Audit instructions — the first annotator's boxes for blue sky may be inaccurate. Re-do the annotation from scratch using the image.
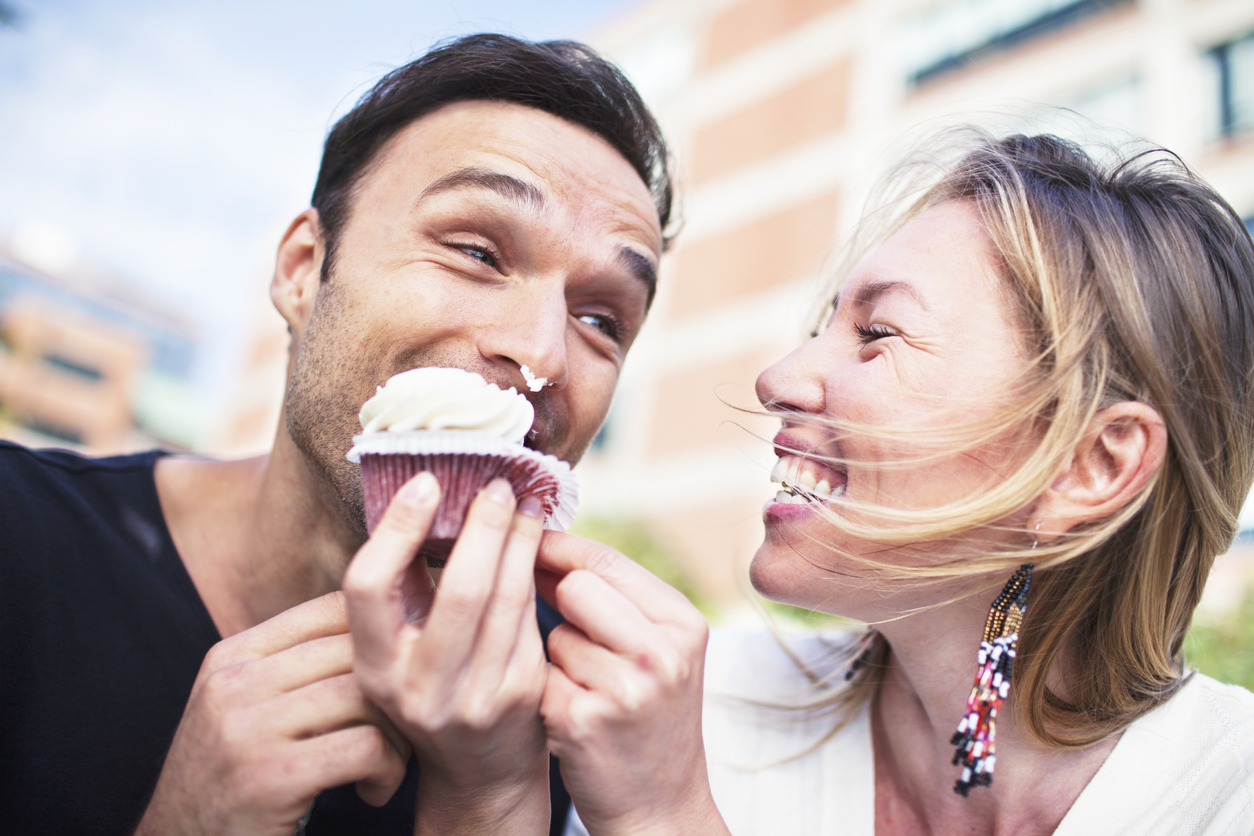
[0,0,636,400]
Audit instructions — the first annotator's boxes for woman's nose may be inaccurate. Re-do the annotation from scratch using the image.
[756,339,826,416]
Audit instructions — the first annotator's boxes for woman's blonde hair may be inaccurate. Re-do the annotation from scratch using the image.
[785,130,1254,747]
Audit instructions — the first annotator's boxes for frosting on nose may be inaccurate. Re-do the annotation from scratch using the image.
[520,364,548,392]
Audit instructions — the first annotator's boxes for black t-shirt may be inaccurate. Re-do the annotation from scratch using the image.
[0,442,569,834]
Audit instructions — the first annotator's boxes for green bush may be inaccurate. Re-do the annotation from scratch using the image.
[567,516,712,616]
[1185,589,1254,691]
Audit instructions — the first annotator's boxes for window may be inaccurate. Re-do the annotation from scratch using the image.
[42,354,104,382]
[590,411,614,452]
[1208,33,1254,139]
[901,0,1132,87]
[20,417,83,446]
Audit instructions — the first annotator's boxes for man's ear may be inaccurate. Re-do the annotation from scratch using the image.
[271,208,324,340]
[1031,402,1167,540]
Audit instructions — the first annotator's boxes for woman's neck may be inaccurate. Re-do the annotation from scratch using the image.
[870,602,1119,836]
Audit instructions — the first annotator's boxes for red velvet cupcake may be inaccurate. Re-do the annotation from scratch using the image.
[347,367,578,565]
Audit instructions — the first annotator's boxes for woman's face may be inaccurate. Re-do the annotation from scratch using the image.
[751,200,1033,618]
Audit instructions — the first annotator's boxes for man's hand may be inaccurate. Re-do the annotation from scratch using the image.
[537,532,730,836]
[135,592,410,836]
[343,473,550,836]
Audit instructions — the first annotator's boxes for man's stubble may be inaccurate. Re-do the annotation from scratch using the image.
[284,278,373,539]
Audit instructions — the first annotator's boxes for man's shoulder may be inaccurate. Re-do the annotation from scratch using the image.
[0,439,175,568]
[0,439,163,505]
[0,438,162,477]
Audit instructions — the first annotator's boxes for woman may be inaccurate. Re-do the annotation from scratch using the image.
[538,132,1254,835]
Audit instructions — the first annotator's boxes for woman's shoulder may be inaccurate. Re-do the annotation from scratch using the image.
[701,627,876,835]
[1058,673,1254,835]
[1153,673,1254,764]
[704,626,863,699]
[1182,671,1254,720]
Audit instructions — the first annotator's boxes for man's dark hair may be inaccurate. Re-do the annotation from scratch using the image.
[311,33,676,281]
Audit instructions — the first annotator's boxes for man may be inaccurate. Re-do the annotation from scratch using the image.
[0,34,673,834]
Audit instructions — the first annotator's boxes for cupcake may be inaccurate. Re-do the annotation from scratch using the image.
[346,367,578,565]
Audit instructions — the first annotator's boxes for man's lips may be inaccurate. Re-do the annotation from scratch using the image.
[524,424,547,452]
[523,393,553,453]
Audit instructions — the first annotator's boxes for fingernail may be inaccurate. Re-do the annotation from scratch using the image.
[519,496,543,518]
[485,478,513,505]
[400,472,438,508]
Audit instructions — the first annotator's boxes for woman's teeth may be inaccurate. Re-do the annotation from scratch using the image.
[770,455,846,503]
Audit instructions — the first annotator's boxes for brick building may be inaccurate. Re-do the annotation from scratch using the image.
[0,247,199,454]
[581,0,1254,614]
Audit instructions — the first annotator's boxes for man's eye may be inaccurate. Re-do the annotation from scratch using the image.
[578,313,621,341]
[459,246,496,268]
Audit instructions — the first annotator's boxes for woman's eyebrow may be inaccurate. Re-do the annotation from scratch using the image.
[842,279,930,312]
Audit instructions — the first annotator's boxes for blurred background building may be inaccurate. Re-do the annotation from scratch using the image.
[573,0,1254,617]
[1,0,1252,643]
[0,240,202,453]
[0,236,287,456]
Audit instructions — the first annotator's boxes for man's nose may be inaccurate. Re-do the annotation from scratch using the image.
[479,285,570,392]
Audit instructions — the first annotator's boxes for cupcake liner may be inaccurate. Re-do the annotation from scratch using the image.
[349,430,579,565]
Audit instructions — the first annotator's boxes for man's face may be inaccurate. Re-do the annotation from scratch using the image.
[283,100,663,531]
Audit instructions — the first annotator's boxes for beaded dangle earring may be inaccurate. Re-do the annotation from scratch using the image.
[950,556,1034,796]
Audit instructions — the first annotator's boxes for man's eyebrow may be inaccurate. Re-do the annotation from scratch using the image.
[418,167,547,210]
[618,247,658,307]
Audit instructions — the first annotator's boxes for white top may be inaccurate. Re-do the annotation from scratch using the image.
[566,629,1254,835]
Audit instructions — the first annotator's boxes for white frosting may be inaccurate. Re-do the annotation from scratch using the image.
[358,367,534,444]
[520,364,547,392]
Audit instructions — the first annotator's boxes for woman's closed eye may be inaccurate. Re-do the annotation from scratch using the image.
[854,322,897,346]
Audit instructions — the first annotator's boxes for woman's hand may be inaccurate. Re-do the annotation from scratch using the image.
[343,474,550,836]
[537,532,729,836]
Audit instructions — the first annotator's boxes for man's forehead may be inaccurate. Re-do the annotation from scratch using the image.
[385,103,655,218]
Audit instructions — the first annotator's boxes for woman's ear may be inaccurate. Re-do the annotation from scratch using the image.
[271,208,324,341]
[1031,402,1167,540]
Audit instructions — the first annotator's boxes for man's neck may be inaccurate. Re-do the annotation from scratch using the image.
[154,428,363,637]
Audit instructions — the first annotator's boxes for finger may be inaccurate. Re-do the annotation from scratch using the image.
[292,724,410,809]
[539,663,589,758]
[418,479,517,673]
[203,591,350,673]
[343,472,440,672]
[219,633,354,701]
[553,569,659,657]
[465,497,546,683]
[261,673,411,759]
[545,623,637,697]
[537,532,693,624]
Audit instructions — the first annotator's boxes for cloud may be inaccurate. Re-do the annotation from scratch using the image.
[0,0,632,400]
